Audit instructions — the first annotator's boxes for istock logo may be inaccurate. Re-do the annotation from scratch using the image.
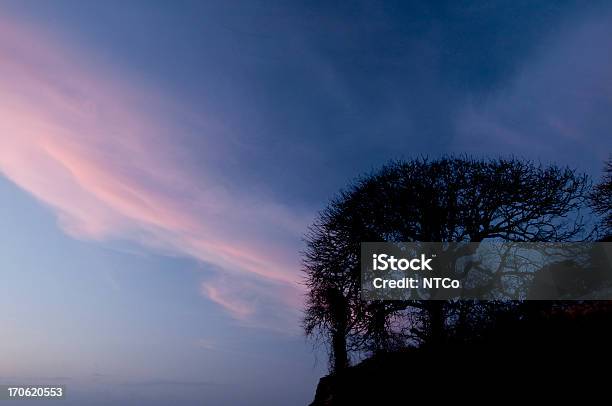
[372,253,433,271]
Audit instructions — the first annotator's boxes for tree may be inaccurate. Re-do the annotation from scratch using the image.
[303,157,590,371]
[591,157,612,240]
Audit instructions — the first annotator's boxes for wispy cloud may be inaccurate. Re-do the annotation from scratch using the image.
[453,10,612,171]
[201,274,303,333]
[0,17,308,328]
[119,379,222,387]
[195,338,217,351]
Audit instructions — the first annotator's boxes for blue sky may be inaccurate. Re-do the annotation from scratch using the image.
[1,1,611,404]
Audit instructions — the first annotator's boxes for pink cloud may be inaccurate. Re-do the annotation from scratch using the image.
[202,283,256,320]
[201,275,304,334]
[0,17,308,327]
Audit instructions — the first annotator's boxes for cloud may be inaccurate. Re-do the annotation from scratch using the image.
[195,338,217,351]
[120,379,221,387]
[201,273,304,333]
[453,9,612,172]
[0,17,308,327]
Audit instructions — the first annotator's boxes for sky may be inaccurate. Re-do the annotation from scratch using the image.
[1,1,611,405]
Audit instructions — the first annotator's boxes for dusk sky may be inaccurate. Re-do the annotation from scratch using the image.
[1,1,611,405]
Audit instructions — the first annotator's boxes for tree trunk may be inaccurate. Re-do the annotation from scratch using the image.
[328,287,349,373]
[427,301,445,347]
[332,329,348,372]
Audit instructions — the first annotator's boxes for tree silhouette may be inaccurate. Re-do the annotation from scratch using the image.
[303,157,590,371]
[591,157,612,240]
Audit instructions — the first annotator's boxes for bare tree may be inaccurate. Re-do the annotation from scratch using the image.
[303,157,590,371]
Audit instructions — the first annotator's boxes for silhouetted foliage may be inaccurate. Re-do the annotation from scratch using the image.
[303,157,591,372]
[309,303,612,405]
[591,157,612,239]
